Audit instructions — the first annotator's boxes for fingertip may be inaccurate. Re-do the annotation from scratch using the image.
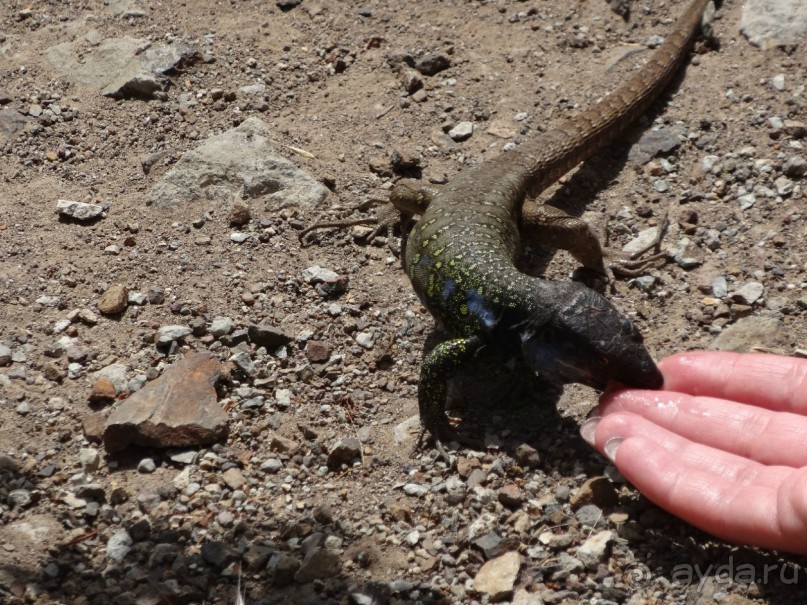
[580,416,599,448]
[604,436,624,463]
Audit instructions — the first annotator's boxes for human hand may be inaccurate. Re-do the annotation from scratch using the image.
[580,351,807,555]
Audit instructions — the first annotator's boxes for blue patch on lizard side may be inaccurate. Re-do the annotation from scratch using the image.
[442,279,457,299]
[419,254,431,267]
[466,288,498,329]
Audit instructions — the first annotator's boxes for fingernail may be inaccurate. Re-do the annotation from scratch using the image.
[580,416,601,447]
[604,437,624,463]
[586,405,601,420]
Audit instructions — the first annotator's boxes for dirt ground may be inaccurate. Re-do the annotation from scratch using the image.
[1,0,806,603]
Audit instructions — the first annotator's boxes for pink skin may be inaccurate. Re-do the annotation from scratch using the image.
[580,351,807,555]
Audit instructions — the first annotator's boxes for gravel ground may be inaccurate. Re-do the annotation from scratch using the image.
[1,0,806,604]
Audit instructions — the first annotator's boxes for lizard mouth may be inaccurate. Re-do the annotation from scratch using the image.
[524,340,663,391]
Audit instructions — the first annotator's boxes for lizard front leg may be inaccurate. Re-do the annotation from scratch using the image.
[299,179,441,251]
[520,201,668,288]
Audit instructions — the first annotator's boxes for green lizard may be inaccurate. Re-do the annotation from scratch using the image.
[304,0,713,447]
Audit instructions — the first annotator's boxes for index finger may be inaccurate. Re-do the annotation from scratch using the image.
[660,351,807,414]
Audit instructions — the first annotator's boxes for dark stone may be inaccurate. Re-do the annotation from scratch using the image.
[200,541,238,568]
[414,53,451,76]
[248,324,292,349]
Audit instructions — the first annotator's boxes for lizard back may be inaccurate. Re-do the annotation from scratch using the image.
[406,0,711,340]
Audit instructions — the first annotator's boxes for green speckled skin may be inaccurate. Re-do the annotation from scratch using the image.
[403,0,712,441]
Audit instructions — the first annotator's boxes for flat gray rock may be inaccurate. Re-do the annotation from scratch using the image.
[0,108,31,145]
[710,317,790,353]
[148,117,328,212]
[741,0,807,49]
[46,34,194,97]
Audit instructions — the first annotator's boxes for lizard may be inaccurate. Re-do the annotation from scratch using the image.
[305,0,714,447]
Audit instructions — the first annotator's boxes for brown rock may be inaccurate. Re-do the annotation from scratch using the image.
[90,378,117,403]
[456,456,481,478]
[385,500,412,523]
[229,196,251,226]
[304,340,331,363]
[570,476,618,511]
[222,467,247,490]
[513,443,540,469]
[498,484,525,509]
[473,551,520,602]
[103,352,228,453]
[82,411,110,442]
[97,284,128,315]
[43,362,66,383]
[270,434,299,453]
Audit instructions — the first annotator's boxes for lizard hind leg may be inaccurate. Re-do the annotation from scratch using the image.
[520,201,669,288]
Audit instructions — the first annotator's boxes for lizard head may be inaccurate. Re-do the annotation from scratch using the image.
[520,281,663,390]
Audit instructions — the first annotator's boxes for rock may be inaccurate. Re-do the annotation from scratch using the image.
[56,199,105,221]
[513,443,540,469]
[229,350,255,376]
[711,276,728,298]
[304,340,331,362]
[82,411,109,441]
[575,504,604,528]
[628,127,680,164]
[261,458,283,473]
[76,308,100,325]
[155,325,192,344]
[97,285,128,314]
[90,378,117,403]
[149,118,327,211]
[106,529,133,561]
[327,437,362,469]
[248,324,292,349]
[737,193,756,210]
[270,434,299,453]
[303,265,348,296]
[147,287,166,304]
[570,476,618,510]
[244,544,274,571]
[672,239,704,269]
[512,589,544,605]
[294,547,340,583]
[270,553,301,586]
[8,489,33,509]
[47,35,195,97]
[95,363,129,396]
[103,352,228,452]
[354,331,374,349]
[731,282,764,305]
[137,458,156,473]
[497,484,525,509]
[414,53,451,76]
[0,108,31,145]
[79,448,101,473]
[222,467,247,490]
[0,344,12,366]
[783,155,806,178]
[577,530,614,569]
[448,121,474,141]
[229,197,251,225]
[473,550,520,602]
[710,317,789,353]
[741,0,807,48]
[474,532,503,559]
[622,226,662,257]
[201,541,238,568]
[783,120,807,139]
